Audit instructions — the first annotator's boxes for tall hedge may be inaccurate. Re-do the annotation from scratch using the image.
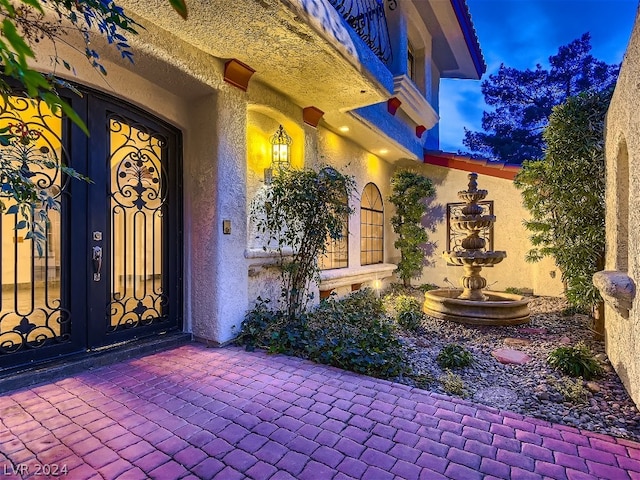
[514,89,612,309]
[389,170,435,287]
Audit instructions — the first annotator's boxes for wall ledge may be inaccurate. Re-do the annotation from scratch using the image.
[393,75,438,129]
[319,263,396,290]
[593,270,636,313]
[244,247,293,267]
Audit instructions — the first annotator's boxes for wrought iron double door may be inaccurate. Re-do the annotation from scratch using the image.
[0,88,182,369]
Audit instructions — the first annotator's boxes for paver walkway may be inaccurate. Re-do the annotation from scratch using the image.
[1,344,640,479]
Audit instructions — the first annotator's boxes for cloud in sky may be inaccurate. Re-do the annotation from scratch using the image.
[438,0,638,153]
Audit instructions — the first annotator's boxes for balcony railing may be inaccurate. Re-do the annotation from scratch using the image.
[327,0,392,63]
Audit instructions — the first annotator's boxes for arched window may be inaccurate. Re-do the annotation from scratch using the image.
[360,183,384,265]
[318,174,349,270]
[616,138,629,271]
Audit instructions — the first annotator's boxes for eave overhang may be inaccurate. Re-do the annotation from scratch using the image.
[413,0,486,80]
[117,0,394,113]
[424,151,520,180]
[450,0,486,78]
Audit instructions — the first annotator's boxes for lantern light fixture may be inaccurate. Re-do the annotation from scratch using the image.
[264,125,291,184]
[270,125,291,171]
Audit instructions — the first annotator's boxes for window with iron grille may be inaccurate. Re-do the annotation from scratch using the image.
[318,186,349,271]
[360,183,384,265]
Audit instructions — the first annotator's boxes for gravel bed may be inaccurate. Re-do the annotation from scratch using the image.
[394,295,640,442]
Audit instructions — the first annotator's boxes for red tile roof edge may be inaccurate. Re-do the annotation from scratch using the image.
[423,151,520,180]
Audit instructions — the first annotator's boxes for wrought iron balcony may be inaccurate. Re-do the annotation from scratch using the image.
[327,0,392,63]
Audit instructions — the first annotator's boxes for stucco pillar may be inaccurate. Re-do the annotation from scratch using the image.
[386,6,408,77]
[596,11,640,408]
[188,86,249,345]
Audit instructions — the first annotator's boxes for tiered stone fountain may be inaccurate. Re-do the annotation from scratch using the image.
[423,173,530,325]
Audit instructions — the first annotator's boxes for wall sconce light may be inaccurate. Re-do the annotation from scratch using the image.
[264,125,292,183]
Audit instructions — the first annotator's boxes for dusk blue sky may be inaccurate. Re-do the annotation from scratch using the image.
[438,0,638,153]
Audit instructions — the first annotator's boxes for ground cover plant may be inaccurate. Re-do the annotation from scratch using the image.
[383,293,424,331]
[547,342,604,380]
[436,343,474,369]
[439,370,468,397]
[239,289,409,379]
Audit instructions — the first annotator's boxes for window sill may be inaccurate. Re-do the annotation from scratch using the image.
[319,263,396,291]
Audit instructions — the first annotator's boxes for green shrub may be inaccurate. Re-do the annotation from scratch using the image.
[439,370,468,397]
[307,289,408,378]
[418,283,438,293]
[409,372,435,390]
[545,375,589,404]
[238,297,284,352]
[547,342,603,380]
[251,166,355,318]
[561,306,589,316]
[385,294,424,331]
[504,287,523,295]
[238,289,409,379]
[436,343,474,369]
[514,89,612,310]
[389,170,436,287]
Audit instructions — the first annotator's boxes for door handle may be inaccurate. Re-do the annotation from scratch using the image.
[92,246,103,281]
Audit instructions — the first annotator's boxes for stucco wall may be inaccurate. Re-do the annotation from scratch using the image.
[599,9,640,406]
[244,102,400,309]
[409,165,564,296]
[28,19,251,345]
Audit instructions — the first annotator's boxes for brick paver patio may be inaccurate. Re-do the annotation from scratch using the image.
[1,344,640,479]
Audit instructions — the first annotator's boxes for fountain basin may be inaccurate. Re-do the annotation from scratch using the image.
[423,289,530,326]
[451,215,496,231]
[444,251,506,267]
[458,190,488,203]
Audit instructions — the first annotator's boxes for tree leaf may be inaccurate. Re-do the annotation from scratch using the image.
[18,0,44,13]
[2,18,35,61]
[40,91,89,136]
[169,0,188,19]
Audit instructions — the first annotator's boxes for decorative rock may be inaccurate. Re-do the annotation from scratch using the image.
[400,296,640,442]
[520,327,548,335]
[534,384,550,401]
[559,336,572,345]
[491,348,532,365]
[586,382,601,393]
[504,337,532,347]
[593,270,636,311]
[473,386,518,407]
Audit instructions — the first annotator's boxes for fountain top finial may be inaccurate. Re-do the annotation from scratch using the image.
[458,172,487,204]
[467,173,478,192]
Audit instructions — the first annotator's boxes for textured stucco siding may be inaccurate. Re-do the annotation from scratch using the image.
[601,8,640,406]
[245,104,400,309]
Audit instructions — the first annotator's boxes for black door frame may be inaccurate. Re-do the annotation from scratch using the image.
[86,93,183,349]
[0,83,183,369]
